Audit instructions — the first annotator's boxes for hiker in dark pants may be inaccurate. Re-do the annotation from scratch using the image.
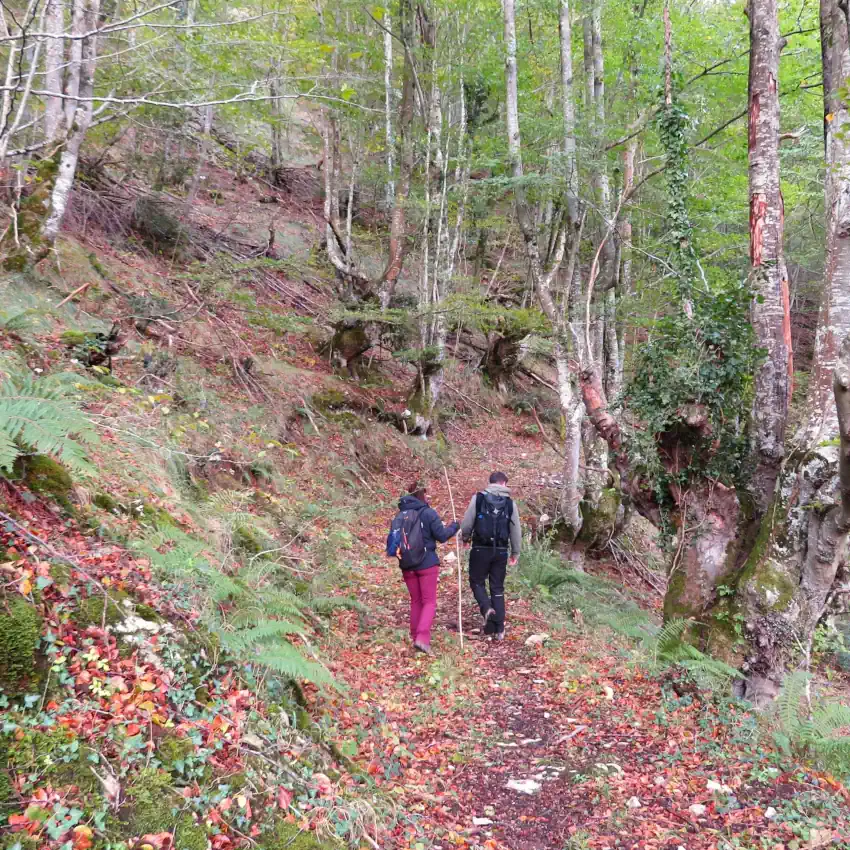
[386,482,459,654]
[460,472,521,641]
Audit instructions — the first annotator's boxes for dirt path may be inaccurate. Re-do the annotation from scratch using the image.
[325,550,850,850]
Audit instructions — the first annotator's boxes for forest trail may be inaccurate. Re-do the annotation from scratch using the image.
[322,538,850,850]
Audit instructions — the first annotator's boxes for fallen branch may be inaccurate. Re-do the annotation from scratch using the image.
[55,279,96,308]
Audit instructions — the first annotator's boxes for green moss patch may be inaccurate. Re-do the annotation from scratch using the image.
[0,596,42,692]
[257,820,334,850]
[123,767,208,850]
[72,590,129,628]
[12,455,74,510]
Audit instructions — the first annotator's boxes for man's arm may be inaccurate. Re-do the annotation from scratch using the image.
[460,494,477,542]
[509,501,522,558]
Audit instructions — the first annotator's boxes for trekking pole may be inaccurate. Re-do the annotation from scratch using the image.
[443,466,464,650]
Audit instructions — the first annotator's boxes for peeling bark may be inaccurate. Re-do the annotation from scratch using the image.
[748,0,793,509]
[800,0,850,444]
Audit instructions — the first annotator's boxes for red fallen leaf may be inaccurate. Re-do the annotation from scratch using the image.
[73,824,94,850]
[211,835,232,849]
[219,797,233,812]
[133,833,173,850]
[277,787,293,810]
[7,813,32,830]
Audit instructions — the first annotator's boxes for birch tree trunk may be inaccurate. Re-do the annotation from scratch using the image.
[748,0,793,510]
[559,0,584,535]
[503,0,581,535]
[580,0,612,530]
[63,0,86,131]
[378,0,416,308]
[42,0,101,246]
[44,0,65,143]
[383,26,395,209]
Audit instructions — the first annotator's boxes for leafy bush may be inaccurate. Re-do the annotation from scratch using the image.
[623,275,758,519]
[0,370,95,474]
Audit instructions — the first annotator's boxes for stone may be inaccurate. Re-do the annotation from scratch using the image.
[524,633,549,646]
[505,779,541,795]
[689,804,707,817]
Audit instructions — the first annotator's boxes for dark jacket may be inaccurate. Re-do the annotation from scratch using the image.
[386,495,459,570]
[460,483,521,555]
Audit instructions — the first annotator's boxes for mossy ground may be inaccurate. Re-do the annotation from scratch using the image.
[12,455,74,511]
[72,590,129,628]
[257,820,336,849]
[0,596,42,693]
[123,768,208,850]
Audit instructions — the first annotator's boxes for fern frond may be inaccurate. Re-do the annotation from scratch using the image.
[221,619,303,652]
[255,644,334,685]
[655,619,690,659]
[0,371,96,473]
[1,309,43,333]
[777,670,809,736]
[811,702,850,737]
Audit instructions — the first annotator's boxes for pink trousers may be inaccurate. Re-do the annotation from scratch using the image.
[403,565,439,648]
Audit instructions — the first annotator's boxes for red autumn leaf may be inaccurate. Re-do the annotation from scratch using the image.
[276,787,293,810]
[73,825,94,850]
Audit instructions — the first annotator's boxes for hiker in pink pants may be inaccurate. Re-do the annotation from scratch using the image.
[386,482,458,654]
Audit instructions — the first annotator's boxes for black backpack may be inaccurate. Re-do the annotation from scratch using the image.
[472,492,513,549]
[390,506,428,569]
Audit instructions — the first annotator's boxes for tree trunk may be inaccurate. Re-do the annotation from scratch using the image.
[63,0,86,132]
[42,0,101,246]
[44,0,65,143]
[378,0,416,308]
[726,0,850,705]
[504,0,581,536]
[580,0,612,529]
[801,0,850,444]
[748,0,793,510]
[383,26,395,209]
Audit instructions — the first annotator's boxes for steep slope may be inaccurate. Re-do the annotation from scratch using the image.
[0,159,849,850]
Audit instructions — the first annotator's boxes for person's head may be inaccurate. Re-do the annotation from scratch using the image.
[489,471,509,486]
[407,481,428,501]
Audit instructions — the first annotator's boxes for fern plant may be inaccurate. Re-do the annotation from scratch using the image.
[137,526,334,686]
[773,671,850,779]
[0,370,95,474]
[599,614,740,689]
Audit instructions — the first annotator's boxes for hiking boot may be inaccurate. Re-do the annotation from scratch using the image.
[413,642,432,655]
[495,629,506,642]
[483,608,496,629]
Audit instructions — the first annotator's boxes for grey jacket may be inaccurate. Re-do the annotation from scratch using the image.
[460,483,521,555]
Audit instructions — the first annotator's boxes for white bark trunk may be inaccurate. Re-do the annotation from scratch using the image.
[384,26,395,208]
[44,0,65,143]
[504,0,581,534]
[63,0,86,131]
[42,0,101,245]
[322,114,348,276]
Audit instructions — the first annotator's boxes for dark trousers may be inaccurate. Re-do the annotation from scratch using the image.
[469,547,508,634]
